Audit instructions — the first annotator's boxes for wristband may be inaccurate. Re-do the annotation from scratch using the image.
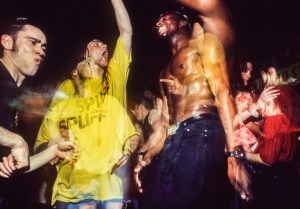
[137,150,146,156]
[227,150,244,159]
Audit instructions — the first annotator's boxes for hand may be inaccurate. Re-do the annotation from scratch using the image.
[11,137,29,170]
[227,157,253,201]
[256,86,280,109]
[48,130,71,165]
[133,158,149,193]
[55,141,78,159]
[160,75,183,95]
[0,155,15,178]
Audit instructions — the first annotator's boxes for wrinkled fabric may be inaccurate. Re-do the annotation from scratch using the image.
[141,114,230,209]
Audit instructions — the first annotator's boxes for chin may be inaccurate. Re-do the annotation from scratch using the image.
[100,62,108,68]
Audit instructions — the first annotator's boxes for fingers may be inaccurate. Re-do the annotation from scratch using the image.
[11,147,29,169]
[156,98,163,111]
[7,155,16,171]
[2,156,14,173]
[0,160,12,178]
[227,158,253,201]
[160,78,176,93]
[134,160,147,193]
[58,141,77,151]
[60,129,70,139]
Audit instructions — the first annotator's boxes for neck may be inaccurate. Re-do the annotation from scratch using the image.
[169,32,189,54]
[141,109,150,122]
[0,55,25,87]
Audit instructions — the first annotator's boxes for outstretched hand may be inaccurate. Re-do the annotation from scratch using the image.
[134,96,169,193]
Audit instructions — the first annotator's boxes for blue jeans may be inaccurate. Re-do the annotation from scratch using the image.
[140,114,230,209]
[55,199,131,209]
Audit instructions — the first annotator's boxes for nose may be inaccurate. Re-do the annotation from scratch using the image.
[156,21,162,28]
[36,45,46,58]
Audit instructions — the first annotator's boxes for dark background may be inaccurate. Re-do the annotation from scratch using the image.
[0,1,299,206]
[1,0,300,97]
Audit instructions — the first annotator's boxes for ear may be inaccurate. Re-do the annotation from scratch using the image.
[84,49,89,59]
[179,20,188,28]
[1,34,13,50]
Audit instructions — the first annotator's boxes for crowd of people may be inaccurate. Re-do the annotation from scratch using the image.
[0,0,299,209]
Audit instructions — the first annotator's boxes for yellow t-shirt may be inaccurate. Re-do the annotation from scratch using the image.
[34,37,135,204]
[35,91,137,204]
[49,36,131,108]
[107,37,132,108]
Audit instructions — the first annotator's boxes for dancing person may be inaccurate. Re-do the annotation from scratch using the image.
[134,0,253,209]
[34,1,139,208]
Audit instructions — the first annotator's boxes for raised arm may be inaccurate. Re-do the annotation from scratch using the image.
[111,0,132,54]
[175,0,235,49]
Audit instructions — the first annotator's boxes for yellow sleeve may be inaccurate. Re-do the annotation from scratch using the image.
[107,37,132,107]
[34,80,74,152]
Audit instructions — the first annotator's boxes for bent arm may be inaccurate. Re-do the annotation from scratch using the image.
[0,126,27,149]
[26,145,59,172]
[175,0,235,48]
[27,141,77,173]
[111,0,132,54]
[0,127,29,169]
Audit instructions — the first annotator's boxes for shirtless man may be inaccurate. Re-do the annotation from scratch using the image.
[134,1,252,208]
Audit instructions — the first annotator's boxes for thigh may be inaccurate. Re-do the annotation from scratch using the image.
[56,200,97,209]
[97,199,125,209]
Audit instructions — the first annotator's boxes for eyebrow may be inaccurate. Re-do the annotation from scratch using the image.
[26,36,47,47]
[89,40,102,45]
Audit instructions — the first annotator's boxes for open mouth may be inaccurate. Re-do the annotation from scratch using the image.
[102,50,108,57]
[35,59,42,65]
[158,26,167,33]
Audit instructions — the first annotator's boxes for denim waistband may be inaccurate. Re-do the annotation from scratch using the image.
[167,113,220,136]
[179,113,220,127]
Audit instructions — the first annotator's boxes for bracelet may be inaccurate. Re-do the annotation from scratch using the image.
[227,150,244,159]
[137,150,146,156]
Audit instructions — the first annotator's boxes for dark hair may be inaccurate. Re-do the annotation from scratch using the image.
[233,60,258,96]
[0,17,43,56]
[136,97,154,110]
[159,11,192,32]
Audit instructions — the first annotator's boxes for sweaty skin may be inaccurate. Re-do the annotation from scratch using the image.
[160,25,224,123]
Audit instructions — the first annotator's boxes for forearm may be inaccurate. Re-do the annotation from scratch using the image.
[175,0,219,15]
[34,142,49,154]
[218,90,238,151]
[139,125,167,153]
[245,152,270,166]
[111,0,132,52]
[26,144,59,173]
[0,126,25,148]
